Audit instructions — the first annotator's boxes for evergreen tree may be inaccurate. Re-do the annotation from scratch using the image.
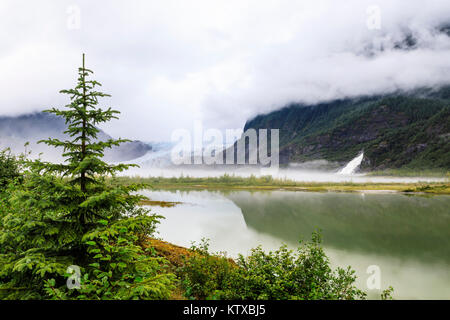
[39,53,136,229]
[0,54,175,299]
[0,148,22,192]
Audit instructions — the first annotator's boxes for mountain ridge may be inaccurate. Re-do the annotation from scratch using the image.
[0,112,152,162]
[243,87,450,171]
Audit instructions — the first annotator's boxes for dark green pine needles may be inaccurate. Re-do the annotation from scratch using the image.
[38,53,139,227]
[0,54,176,299]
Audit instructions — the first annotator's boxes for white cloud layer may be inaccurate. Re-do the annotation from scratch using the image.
[1,0,450,140]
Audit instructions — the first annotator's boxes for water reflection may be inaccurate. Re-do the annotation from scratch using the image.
[227,191,450,263]
[141,190,450,299]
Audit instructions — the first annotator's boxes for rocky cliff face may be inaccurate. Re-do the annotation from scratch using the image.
[243,87,450,170]
[0,112,152,162]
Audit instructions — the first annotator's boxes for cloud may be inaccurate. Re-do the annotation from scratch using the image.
[0,0,450,141]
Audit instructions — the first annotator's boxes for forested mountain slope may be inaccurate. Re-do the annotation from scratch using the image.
[243,87,450,170]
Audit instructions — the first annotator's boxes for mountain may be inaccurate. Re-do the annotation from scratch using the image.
[0,112,152,162]
[242,87,450,171]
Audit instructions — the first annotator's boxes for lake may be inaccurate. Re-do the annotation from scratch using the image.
[141,189,450,300]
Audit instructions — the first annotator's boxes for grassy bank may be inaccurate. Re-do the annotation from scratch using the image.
[138,199,182,207]
[367,168,450,177]
[114,175,450,195]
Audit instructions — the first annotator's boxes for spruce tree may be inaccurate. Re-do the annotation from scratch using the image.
[0,54,175,299]
[39,53,135,228]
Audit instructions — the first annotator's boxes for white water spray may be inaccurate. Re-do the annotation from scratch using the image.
[338,152,364,175]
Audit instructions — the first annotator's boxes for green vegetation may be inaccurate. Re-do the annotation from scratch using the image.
[368,168,450,177]
[138,199,182,208]
[113,174,450,194]
[177,235,393,300]
[0,54,176,299]
[0,56,394,300]
[0,149,22,190]
[245,90,450,170]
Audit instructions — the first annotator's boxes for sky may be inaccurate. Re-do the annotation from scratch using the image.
[1,0,450,141]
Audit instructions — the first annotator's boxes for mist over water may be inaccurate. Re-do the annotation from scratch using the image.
[118,146,448,182]
[123,165,446,183]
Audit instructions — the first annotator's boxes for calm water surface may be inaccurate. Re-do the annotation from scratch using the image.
[141,189,450,299]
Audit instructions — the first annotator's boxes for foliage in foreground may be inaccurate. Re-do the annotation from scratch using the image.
[43,214,176,300]
[0,149,22,191]
[178,234,393,300]
[0,54,176,299]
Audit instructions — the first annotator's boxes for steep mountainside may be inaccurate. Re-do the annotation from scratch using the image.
[243,87,450,170]
[0,112,151,162]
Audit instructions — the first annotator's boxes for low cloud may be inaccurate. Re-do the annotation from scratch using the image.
[1,0,449,141]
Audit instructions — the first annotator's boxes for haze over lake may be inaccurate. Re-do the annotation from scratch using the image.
[124,166,447,183]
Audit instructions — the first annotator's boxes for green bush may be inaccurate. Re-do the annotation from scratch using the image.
[226,233,367,300]
[179,233,392,300]
[179,239,236,300]
[0,179,175,299]
[43,213,176,300]
[0,149,22,192]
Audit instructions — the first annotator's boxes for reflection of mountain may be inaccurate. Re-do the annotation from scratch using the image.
[225,191,450,263]
[0,112,151,162]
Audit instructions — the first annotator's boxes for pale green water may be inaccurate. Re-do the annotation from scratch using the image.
[141,189,450,300]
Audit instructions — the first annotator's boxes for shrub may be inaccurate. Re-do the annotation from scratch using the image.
[43,213,176,300]
[226,232,367,300]
[178,239,236,300]
[0,149,22,192]
[179,233,392,300]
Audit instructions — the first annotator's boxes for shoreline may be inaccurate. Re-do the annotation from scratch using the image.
[144,184,450,195]
[116,176,450,195]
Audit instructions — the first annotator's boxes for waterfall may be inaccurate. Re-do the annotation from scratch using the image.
[338,152,364,175]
